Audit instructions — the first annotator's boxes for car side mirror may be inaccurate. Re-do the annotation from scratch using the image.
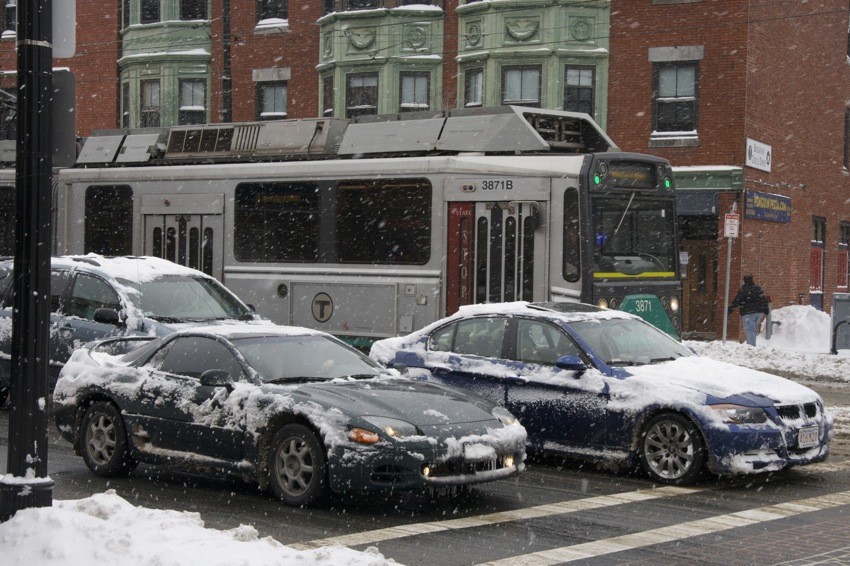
[93,307,122,326]
[200,369,234,390]
[555,355,587,374]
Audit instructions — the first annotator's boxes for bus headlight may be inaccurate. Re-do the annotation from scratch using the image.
[669,296,680,313]
[597,298,609,309]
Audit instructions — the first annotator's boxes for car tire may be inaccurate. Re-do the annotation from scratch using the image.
[267,424,328,507]
[638,412,706,485]
[79,401,137,477]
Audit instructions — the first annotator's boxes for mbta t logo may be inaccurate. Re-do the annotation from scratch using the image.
[311,292,333,323]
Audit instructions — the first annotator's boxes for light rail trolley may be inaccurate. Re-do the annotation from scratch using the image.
[0,106,682,347]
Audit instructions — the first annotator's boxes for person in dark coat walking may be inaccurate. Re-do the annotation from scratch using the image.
[727,275,769,346]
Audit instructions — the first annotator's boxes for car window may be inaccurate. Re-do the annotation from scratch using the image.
[569,317,691,366]
[429,324,455,352]
[67,273,122,320]
[50,269,71,313]
[453,317,507,358]
[233,334,383,382]
[0,266,12,307]
[157,336,243,380]
[116,275,252,321]
[515,318,580,365]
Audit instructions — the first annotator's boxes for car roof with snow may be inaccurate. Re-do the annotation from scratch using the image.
[36,254,216,282]
[452,301,635,324]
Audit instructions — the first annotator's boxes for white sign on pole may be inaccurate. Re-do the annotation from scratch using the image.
[745,138,771,172]
[724,213,740,239]
[53,0,76,58]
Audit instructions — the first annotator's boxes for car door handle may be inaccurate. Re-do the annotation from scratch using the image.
[429,366,451,375]
[504,376,526,385]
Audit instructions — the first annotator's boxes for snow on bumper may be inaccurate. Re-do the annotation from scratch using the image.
[704,411,833,475]
[327,428,526,492]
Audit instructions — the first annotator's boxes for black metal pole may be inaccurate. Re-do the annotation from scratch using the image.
[222,0,232,123]
[0,0,54,522]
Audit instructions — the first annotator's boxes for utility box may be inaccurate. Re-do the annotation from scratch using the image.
[831,293,850,354]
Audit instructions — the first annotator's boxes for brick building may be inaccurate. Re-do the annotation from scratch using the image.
[0,0,848,341]
[608,0,850,341]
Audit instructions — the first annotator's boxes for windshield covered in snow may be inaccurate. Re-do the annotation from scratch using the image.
[233,334,385,382]
[116,275,254,321]
[570,317,692,366]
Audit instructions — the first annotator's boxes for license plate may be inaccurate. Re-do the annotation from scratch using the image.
[797,426,819,448]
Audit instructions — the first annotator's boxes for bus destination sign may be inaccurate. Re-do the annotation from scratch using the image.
[744,189,791,223]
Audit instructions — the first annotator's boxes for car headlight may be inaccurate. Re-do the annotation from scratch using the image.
[711,404,768,424]
[492,406,521,427]
[356,416,420,442]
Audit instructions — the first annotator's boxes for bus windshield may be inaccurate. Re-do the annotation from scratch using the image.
[591,196,676,277]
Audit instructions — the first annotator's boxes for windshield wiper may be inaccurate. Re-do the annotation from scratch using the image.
[613,191,636,236]
[649,357,678,364]
[265,376,328,384]
[607,359,638,367]
[147,315,187,323]
[346,373,380,380]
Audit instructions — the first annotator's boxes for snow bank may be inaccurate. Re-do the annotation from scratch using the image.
[0,490,395,566]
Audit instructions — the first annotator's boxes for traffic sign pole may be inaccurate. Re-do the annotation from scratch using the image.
[721,210,740,343]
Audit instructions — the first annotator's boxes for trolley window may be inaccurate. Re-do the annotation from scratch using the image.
[234,182,319,262]
[336,179,431,265]
[0,185,13,256]
[85,185,133,256]
[563,187,580,282]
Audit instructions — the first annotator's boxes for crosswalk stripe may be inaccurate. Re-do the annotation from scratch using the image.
[289,485,702,550]
[475,489,850,565]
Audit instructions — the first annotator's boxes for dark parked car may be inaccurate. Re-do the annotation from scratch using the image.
[0,254,259,406]
[53,324,526,506]
[370,302,833,485]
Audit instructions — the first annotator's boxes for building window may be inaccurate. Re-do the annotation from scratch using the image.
[122,0,130,28]
[501,65,541,107]
[257,81,287,120]
[399,72,430,112]
[121,82,130,129]
[3,0,16,37]
[323,0,334,15]
[839,222,850,291]
[181,0,207,20]
[140,80,161,128]
[564,66,595,116]
[346,72,378,118]
[349,0,379,9]
[464,68,483,107]
[257,0,287,20]
[141,0,160,24]
[653,62,698,132]
[0,87,14,141]
[323,75,334,117]
[179,79,206,125]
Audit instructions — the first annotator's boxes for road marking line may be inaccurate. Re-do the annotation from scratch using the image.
[289,485,702,550]
[475,489,850,565]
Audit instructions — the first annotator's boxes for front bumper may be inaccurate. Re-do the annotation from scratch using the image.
[327,442,525,493]
[703,410,833,476]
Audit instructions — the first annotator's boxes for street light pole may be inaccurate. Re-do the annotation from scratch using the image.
[0,0,55,521]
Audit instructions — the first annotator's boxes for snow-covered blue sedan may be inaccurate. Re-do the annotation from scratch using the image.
[371,302,834,485]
